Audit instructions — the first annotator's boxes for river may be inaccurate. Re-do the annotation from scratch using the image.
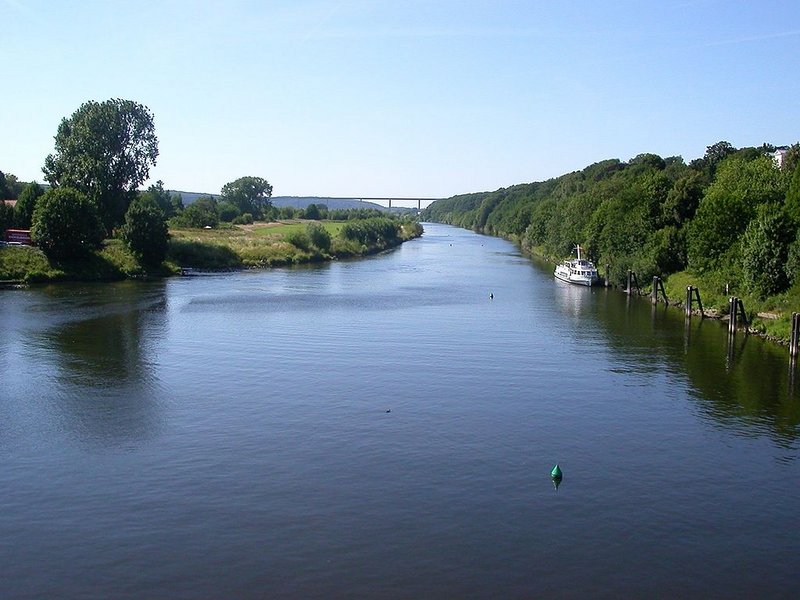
[1,223,799,599]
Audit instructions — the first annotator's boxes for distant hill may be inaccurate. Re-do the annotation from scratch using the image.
[169,191,389,212]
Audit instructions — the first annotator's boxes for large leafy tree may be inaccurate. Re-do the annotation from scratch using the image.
[31,188,105,260]
[741,203,794,297]
[220,176,272,218]
[687,156,786,272]
[42,99,158,234]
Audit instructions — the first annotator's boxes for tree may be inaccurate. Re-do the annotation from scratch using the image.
[31,188,105,260]
[139,180,176,218]
[42,98,158,233]
[0,171,22,199]
[217,201,241,222]
[304,203,321,220]
[785,162,800,225]
[687,156,786,271]
[170,196,219,228]
[0,199,14,231]
[741,204,794,297]
[220,176,272,218]
[14,181,45,228]
[121,198,169,265]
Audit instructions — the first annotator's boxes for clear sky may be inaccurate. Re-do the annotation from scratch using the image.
[2,0,799,199]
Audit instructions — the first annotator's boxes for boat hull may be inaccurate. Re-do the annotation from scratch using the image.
[554,270,596,286]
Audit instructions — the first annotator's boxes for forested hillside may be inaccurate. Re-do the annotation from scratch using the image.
[423,142,800,301]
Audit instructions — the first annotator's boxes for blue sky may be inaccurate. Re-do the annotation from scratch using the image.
[2,0,799,199]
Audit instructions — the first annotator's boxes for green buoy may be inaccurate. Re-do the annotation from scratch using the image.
[551,464,562,480]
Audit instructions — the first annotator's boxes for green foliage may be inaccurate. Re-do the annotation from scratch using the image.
[166,239,243,269]
[687,156,786,272]
[43,98,158,233]
[217,201,241,222]
[139,181,177,218]
[286,230,312,251]
[31,187,105,260]
[740,203,794,298]
[303,203,322,220]
[14,181,45,228]
[0,171,22,199]
[121,198,169,265]
[340,218,400,246]
[306,222,332,252]
[220,176,272,217]
[169,197,219,228]
[0,198,14,231]
[232,212,254,225]
[785,162,800,225]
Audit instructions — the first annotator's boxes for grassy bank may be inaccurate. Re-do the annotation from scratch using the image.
[0,219,423,284]
[661,270,800,342]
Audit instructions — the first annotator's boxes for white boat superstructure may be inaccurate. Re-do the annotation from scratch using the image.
[554,245,599,286]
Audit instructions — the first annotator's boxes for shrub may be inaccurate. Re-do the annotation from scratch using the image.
[232,212,254,225]
[218,201,241,222]
[121,198,169,265]
[306,222,331,252]
[286,230,312,251]
[31,187,105,260]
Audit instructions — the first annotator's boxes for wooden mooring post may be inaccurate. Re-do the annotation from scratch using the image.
[728,297,748,335]
[790,312,800,358]
[626,270,641,296]
[651,276,668,305]
[684,286,704,318]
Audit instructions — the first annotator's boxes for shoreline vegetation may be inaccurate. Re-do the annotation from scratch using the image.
[0,218,424,285]
[422,141,800,345]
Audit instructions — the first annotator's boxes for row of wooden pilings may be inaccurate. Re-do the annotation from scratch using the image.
[613,268,800,359]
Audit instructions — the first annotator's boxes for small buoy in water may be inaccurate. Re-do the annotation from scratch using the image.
[551,464,562,480]
[489,293,494,300]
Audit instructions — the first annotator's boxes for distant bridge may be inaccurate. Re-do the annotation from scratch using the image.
[356,197,440,210]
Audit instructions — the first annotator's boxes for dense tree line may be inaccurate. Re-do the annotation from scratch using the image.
[422,142,800,299]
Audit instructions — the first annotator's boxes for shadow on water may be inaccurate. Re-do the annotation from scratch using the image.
[578,286,800,448]
[33,281,169,447]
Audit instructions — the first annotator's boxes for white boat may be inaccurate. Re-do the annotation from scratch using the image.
[554,245,599,286]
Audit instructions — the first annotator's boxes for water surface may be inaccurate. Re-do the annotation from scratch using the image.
[2,223,799,598]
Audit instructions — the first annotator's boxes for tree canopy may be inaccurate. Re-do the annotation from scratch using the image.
[423,140,798,293]
[43,98,158,233]
[121,198,169,266]
[220,176,272,218]
[31,188,105,260]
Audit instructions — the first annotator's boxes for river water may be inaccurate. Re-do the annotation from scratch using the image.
[1,223,799,598]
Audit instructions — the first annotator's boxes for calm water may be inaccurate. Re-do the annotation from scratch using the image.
[1,223,799,599]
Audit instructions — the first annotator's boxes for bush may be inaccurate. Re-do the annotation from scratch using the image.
[286,230,312,251]
[218,201,241,222]
[232,212,254,225]
[31,187,105,260]
[121,198,169,265]
[306,222,331,252]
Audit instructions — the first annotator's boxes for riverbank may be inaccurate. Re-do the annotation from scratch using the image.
[516,238,800,345]
[0,219,424,284]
